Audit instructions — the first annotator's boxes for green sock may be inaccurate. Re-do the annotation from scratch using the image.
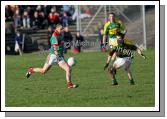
[129,79,135,85]
[112,79,118,84]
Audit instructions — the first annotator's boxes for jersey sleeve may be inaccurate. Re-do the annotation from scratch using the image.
[117,20,126,33]
[124,39,137,50]
[103,22,110,35]
[126,44,137,51]
[124,39,133,45]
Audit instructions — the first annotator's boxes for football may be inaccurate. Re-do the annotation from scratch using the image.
[67,57,76,67]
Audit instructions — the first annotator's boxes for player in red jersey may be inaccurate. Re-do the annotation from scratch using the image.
[26,24,78,89]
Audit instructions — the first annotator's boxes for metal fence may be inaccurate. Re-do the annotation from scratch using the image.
[74,5,155,51]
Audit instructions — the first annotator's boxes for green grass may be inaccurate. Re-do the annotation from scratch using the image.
[5,49,155,107]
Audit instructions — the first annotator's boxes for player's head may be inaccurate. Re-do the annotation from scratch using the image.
[55,24,63,33]
[108,12,115,22]
[116,32,124,43]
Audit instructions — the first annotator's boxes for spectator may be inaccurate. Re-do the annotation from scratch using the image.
[62,5,72,16]
[61,12,70,27]
[36,5,42,12]
[18,5,26,16]
[14,31,23,56]
[73,31,84,53]
[38,11,45,29]
[15,31,22,46]
[48,7,60,28]
[13,9,21,28]
[5,5,14,21]
[32,11,40,29]
[98,28,106,52]
[36,5,45,28]
[63,27,73,53]
[10,5,17,13]
[44,5,52,16]
[22,10,31,28]
[27,6,34,21]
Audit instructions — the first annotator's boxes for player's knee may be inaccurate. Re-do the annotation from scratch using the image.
[108,67,114,74]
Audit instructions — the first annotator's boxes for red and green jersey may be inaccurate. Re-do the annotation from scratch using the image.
[50,31,64,56]
[104,19,125,38]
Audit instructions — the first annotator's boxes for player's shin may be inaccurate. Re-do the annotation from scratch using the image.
[66,67,78,88]
[64,65,74,87]
[108,66,118,85]
[33,68,44,74]
[59,62,77,88]
[66,67,72,83]
[126,70,135,85]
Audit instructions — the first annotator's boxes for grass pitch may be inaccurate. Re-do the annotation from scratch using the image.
[5,49,155,107]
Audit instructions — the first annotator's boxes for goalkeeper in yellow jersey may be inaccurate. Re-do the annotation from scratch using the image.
[103,12,127,49]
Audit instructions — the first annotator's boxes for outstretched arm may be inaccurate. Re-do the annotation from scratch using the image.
[127,43,146,60]
[136,48,146,59]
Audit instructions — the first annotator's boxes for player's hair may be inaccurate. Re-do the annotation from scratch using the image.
[56,24,62,29]
[108,12,115,16]
[116,32,124,38]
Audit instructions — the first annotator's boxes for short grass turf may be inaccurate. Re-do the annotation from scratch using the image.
[5,49,155,107]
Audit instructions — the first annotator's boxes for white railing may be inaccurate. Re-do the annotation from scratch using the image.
[82,5,103,34]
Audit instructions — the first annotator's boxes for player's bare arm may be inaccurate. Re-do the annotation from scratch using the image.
[102,34,107,45]
[136,48,146,59]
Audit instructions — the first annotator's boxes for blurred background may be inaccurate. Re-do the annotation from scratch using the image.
[5,5,155,55]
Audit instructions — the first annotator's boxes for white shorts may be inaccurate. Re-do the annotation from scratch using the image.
[113,57,132,68]
[45,54,65,65]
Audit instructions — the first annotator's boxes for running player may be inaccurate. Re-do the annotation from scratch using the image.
[104,32,146,85]
[26,24,78,89]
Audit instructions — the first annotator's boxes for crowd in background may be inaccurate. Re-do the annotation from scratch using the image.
[5,5,75,30]
[5,5,88,54]
[6,5,155,55]
[5,5,92,30]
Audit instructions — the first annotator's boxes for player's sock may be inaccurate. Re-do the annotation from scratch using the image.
[129,79,135,85]
[67,82,78,88]
[28,67,35,73]
[26,67,34,78]
[112,79,118,85]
